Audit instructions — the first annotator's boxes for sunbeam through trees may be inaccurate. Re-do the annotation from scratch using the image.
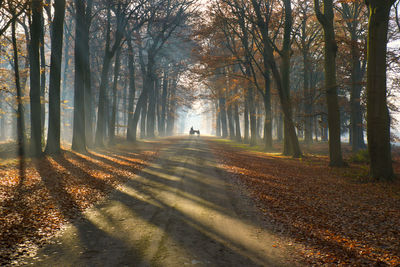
[0,0,400,265]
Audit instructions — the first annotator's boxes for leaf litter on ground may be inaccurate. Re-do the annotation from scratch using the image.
[0,139,170,266]
[208,139,400,266]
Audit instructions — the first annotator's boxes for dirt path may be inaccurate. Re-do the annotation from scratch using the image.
[24,137,295,266]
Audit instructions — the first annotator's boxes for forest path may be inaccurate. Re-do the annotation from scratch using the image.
[25,137,294,267]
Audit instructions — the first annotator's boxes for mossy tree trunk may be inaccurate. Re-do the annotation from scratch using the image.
[365,0,395,180]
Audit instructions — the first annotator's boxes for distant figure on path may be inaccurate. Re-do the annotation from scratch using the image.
[189,126,200,136]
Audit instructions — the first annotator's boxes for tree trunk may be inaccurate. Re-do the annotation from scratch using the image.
[226,88,235,139]
[234,86,241,142]
[160,66,168,136]
[251,0,299,155]
[29,0,43,157]
[156,77,161,135]
[109,47,121,144]
[277,113,283,141]
[321,114,328,141]
[20,28,30,92]
[251,0,273,148]
[12,19,26,179]
[216,101,221,137]
[45,0,66,154]
[279,0,301,157]
[116,83,123,135]
[270,56,302,157]
[219,95,228,138]
[283,118,292,155]
[126,51,140,141]
[146,57,156,138]
[126,37,137,141]
[256,102,262,139]
[350,60,365,152]
[127,89,147,142]
[61,21,71,135]
[324,29,343,165]
[95,51,113,146]
[303,51,313,144]
[71,0,86,152]
[140,99,147,138]
[84,0,93,146]
[365,0,394,180]
[95,6,122,147]
[123,81,127,136]
[350,36,366,152]
[0,100,5,140]
[40,14,46,138]
[227,104,235,139]
[247,80,257,146]
[263,67,272,149]
[166,77,177,136]
[244,97,249,143]
[314,0,344,165]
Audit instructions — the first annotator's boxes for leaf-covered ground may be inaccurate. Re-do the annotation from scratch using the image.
[208,139,400,266]
[0,139,167,266]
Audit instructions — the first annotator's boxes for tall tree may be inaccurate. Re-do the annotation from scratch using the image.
[11,10,26,181]
[337,0,367,152]
[29,0,43,157]
[71,0,86,152]
[365,0,395,180]
[314,0,345,166]
[166,73,177,135]
[109,46,122,144]
[95,0,145,145]
[233,81,241,142]
[126,36,137,141]
[40,13,45,137]
[83,0,93,146]
[95,4,123,146]
[61,13,73,130]
[217,0,257,145]
[294,0,320,145]
[280,0,301,157]
[250,0,302,157]
[218,82,228,138]
[159,63,169,136]
[141,1,190,138]
[45,0,66,154]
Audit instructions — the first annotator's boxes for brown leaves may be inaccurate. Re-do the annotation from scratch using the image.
[209,140,400,266]
[0,140,163,266]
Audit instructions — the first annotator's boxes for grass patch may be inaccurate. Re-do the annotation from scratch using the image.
[349,149,370,164]
[212,138,282,155]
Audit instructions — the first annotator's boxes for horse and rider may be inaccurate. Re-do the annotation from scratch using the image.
[189,126,200,136]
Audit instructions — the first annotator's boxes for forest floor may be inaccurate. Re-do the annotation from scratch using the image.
[1,136,296,266]
[0,136,399,266]
[0,138,168,266]
[209,138,400,266]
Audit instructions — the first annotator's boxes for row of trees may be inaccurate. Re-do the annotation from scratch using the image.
[1,0,399,180]
[0,0,197,157]
[194,0,399,180]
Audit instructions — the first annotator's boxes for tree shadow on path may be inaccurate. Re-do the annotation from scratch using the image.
[24,138,292,267]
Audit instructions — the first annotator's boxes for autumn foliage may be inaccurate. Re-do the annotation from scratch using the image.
[209,139,400,266]
[0,140,163,265]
